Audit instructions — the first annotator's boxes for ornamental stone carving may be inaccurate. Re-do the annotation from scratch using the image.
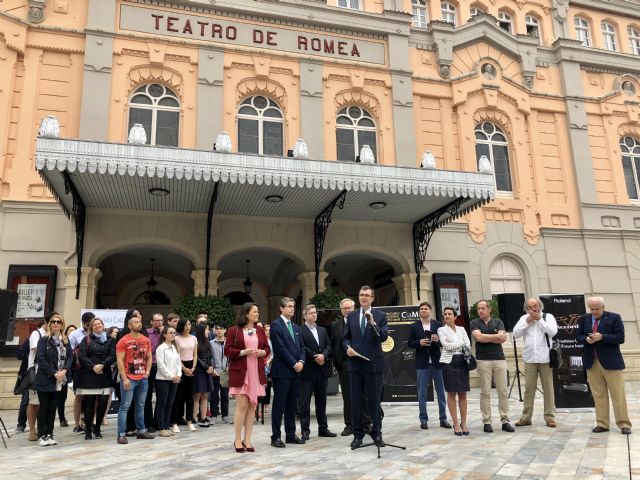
[292,138,309,160]
[421,151,437,169]
[38,115,60,138]
[478,155,493,174]
[439,64,451,79]
[128,124,147,145]
[359,145,375,164]
[28,0,46,23]
[523,75,534,90]
[214,131,232,153]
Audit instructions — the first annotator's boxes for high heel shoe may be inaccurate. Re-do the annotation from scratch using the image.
[242,441,255,452]
[454,430,463,436]
[234,441,245,453]
[461,425,469,436]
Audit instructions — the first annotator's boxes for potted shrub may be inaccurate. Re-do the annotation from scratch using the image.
[175,294,236,328]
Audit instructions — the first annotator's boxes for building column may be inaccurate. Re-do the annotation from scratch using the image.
[191,269,222,296]
[61,267,102,325]
[392,274,417,306]
[299,60,324,159]
[296,271,329,306]
[197,48,224,149]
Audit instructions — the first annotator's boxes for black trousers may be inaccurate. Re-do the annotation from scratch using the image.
[82,394,109,434]
[299,375,328,434]
[210,376,229,417]
[17,390,29,428]
[170,360,194,424]
[271,377,299,441]
[156,380,178,430]
[58,385,68,421]
[349,370,383,439]
[144,364,157,429]
[37,390,62,438]
[337,366,372,428]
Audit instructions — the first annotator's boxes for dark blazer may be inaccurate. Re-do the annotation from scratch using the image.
[577,311,625,370]
[342,308,389,373]
[300,324,332,379]
[407,319,443,369]
[34,335,73,392]
[194,341,213,373]
[224,325,270,388]
[270,316,305,379]
[75,334,115,390]
[331,317,348,372]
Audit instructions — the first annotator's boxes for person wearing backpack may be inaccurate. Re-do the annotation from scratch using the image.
[14,334,32,433]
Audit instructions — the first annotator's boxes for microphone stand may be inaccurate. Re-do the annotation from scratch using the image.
[351,313,406,458]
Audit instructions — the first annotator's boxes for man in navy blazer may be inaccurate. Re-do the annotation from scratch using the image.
[576,296,631,434]
[270,297,306,447]
[343,285,389,448]
[407,302,450,430]
[299,304,337,440]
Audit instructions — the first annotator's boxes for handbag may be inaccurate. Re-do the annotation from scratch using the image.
[543,313,563,369]
[14,366,36,395]
[219,370,229,388]
[462,346,477,371]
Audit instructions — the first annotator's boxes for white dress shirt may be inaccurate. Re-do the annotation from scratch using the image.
[512,312,558,363]
[305,323,319,345]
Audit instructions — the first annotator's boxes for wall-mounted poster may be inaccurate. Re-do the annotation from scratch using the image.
[432,273,469,330]
[16,284,47,318]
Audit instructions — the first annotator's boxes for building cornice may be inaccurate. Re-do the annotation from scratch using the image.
[0,200,63,215]
[570,0,640,20]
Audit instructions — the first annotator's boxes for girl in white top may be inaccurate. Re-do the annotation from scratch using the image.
[437,306,472,436]
[155,327,182,437]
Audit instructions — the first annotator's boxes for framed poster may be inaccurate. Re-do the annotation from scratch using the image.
[432,273,469,330]
[1,265,57,357]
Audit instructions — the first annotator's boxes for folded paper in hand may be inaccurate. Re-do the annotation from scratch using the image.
[350,348,370,362]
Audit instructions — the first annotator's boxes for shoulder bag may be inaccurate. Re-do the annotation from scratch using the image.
[461,345,477,371]
[543,314,563,369]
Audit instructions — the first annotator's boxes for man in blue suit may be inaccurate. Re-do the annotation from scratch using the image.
[270,297,306,447]
[343,285,389,448]
[576,296,631,434]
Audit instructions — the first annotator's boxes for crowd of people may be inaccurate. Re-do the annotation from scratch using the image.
[13,289,632,451]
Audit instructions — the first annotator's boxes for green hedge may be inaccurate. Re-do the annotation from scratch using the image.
[175,294,236,328]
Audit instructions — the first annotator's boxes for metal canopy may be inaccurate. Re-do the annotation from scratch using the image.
[36,138,495,225]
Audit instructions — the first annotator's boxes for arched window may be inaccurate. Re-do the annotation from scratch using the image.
[128,84,180,146]
[602,22,618,51]
[620,136,640,200]
[441,2,456,25]
[490,257,524,294]
[336,106,377,162]
[629,27,640,55]
[575,17,591,47]
[237,96,284,156]
[475,122,512,193]
[469,6,485,17]
[412,0,428,28]
[497,11,513,33]
[525,14,541,44]
[337,0,359,9]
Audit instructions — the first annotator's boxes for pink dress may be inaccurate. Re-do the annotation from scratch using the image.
[229,331,265,406]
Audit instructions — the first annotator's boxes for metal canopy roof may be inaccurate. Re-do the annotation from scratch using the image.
[35,138,495,224]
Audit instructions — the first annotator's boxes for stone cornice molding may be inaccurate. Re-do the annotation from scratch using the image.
[570,0,640,20]
[551,38,640,76]
[0,200,62,215]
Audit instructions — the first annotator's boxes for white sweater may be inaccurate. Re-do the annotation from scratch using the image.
[437,325,471,364]
[156,343,182,380]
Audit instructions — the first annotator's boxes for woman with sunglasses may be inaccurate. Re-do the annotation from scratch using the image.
[155,326,182,437]
[34,314,73,446]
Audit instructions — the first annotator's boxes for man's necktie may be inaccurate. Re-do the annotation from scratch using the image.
[360,311,366,335]
[286,321,295,340]
[593,318,599,359]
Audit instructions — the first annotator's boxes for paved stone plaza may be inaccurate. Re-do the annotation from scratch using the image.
[1,382,638,480]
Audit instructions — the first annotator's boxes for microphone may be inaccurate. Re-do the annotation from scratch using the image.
[366,312,380,338]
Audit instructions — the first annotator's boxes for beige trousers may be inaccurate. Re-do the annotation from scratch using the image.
[587,359,631,429]
[477,359,510,424]
[520,362,555,423]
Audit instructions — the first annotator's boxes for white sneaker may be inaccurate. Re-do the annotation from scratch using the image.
[47,435,57,445]
[38,436,49,447]
[171,425,180,433]
[188,423,197,432]
[222,416,233,424]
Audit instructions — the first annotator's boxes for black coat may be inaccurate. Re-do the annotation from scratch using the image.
[330,317,347,372]
[75,334,116,390]
[301,324,332,379]
[195,342,213,373]
[407,319,443,369]
[34,336,73,392]
[576,311,626,370]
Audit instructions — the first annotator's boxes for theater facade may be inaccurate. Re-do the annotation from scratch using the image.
[2,0,640,402]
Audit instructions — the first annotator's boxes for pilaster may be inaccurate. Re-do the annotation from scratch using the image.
[299,60,324,159]
[197,48,225,149]
[191,269,222,296]
[61,267,102,324]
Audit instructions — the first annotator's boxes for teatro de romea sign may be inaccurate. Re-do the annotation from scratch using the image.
[119,4,386,65]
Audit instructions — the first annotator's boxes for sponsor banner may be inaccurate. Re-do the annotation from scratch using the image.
[80,309,128,330]
[540,294,593,408]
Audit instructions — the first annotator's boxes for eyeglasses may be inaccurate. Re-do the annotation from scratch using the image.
[50,320,62,325]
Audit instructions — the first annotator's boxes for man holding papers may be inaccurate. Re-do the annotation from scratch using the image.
[343,285,389,448]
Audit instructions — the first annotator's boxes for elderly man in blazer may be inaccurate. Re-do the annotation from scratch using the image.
[299,304,337,440]
[343,285,389,448]
[270,297,306,448]
[576,296,631,434]
[407,301,451,430]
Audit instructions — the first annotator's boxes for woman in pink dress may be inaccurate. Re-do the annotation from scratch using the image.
[225,302,270,453]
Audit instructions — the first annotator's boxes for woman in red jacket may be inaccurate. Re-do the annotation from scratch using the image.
[225,302,270,452]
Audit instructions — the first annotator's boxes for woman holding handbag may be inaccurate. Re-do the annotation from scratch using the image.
[225,302,270,453]
[437,306,472,436]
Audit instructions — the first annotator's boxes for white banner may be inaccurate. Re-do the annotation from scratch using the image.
[16,283,47,318]
[80,309,128,330]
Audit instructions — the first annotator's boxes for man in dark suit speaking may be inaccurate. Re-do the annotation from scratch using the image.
[343,285,389,448]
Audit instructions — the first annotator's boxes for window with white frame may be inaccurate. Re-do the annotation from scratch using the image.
[525,15,541,43]
[237,96,284,156]
[336,106,377,162]
[490,257,524,294]
[602,22,618,51]
[575,16,591,46]
[497,11,513,33]
[475,122,513,193]
[412,0,428,28]
[620,136,640,200]
[337,0,359,9]
[128,84,180,146]
[629,27,640,55]
[441,2,456,25]
[469,6,485,18]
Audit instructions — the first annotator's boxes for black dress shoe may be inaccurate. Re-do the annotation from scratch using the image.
[622,427,632,435]
[341,426,353,436]
[420,421,428,430]
[440,421,452,429]
[59,420,68,427]
[350,437,363,448]
[147,427,157,434]
[483,424,493,433]
[117,436,128,445]
[301,432,310,441]
[271,438,286,448]
[374,436,385,447]
[319,429,337,437]
[136,432,155,439]
[501,423,515,433]
[286,435,305,444]
[592,426,610,433]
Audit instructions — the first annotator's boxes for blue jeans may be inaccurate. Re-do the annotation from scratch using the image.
[416,366,447,423]
[118,378,148,437]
